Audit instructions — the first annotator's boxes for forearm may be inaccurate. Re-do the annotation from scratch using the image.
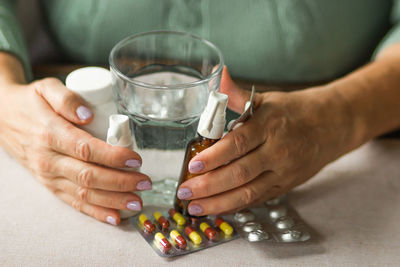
[325,44,400,150]
[0,52,26,86]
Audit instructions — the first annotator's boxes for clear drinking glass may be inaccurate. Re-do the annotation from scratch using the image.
[109,31,223,206]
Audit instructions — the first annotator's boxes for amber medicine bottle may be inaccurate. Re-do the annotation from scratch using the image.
[174,91,228,216]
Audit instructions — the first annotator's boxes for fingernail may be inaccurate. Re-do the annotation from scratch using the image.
[137,180,152,191]
[189,161,204,173]
[127,201,141,211]
[125,159,141,168]
[177,188,192,199]
[188,205,203,215]
[106,216,117,225]
[76,105,93,120]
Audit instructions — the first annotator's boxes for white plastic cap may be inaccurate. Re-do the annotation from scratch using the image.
[107,114,132,148]
[66,67,113,106]
[197,91,228,139]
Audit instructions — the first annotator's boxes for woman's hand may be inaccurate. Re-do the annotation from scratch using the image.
[0,77,152,225]
[176,67,355,216]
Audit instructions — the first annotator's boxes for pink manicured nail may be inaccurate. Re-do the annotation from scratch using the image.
[127,201,141,211]
[125,159,141,168]
[188,205,203,215]
[76,105,92,120]
[137,180,152,191]
[189,161,204,173]
[106,216,117,225]
[177,188,192,199]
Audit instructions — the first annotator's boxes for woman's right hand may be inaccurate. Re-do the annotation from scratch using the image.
[0,76,152,225]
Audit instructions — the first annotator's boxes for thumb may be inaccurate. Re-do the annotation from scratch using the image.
[33,77,93,125]
[219,66,251,113]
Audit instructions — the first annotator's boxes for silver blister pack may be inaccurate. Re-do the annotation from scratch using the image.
[131,207,239,257]
[233,195,311,242]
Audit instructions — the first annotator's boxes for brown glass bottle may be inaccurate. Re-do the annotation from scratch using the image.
[174,134,219,217]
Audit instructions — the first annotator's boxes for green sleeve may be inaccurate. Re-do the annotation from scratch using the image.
[373,0,400,58]
[0,0,31,81]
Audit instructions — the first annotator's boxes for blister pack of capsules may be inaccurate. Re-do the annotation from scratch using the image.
[131,207,239,257]
[233,195,311,242]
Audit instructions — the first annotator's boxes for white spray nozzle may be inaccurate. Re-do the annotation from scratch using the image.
[197,91,228,139]
[107,115,132,148]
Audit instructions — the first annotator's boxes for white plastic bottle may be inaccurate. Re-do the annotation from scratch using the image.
[107,114,140,218]
[66,67,117,140]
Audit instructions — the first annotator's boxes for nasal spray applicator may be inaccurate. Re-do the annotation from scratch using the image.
[174,91,228,217]
[107,114,140,219]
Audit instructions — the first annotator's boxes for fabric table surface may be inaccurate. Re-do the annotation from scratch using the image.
[1,139,400,266]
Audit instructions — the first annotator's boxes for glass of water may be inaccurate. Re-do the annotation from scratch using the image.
[109,31,223,205]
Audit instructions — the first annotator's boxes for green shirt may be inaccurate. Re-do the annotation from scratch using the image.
[1,0,399,83]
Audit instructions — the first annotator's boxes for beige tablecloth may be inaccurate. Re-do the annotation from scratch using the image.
[1,139,400,266]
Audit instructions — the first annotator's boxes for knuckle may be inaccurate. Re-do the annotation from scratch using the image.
[232,163,251,186]
[196,175,211,196]
[60,90,76,109]
[76,186,89,201]
[34,156,53,176]
[42,77,60,86]
[72,199,84,212]
[232,131,249,156]
[38,127,54,148]
[77,168,93,188]
[115,177,132,192]
[242,185,257,206]
[75,140,91,162]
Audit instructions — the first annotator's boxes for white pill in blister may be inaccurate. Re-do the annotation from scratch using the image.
[281,230,302,242]
[234,210,255,223]
[247,230,269,242]
[275,216,295,229]
[242,222,263,232]
[269,205,287,220]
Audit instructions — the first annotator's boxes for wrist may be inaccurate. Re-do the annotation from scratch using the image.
[301,85,362,159]
[0,52,26,87]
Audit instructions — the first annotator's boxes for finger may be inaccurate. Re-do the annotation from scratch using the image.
[187,114,267,174]
[53,154,152,192]
[178,144,269,200]
[186,172,282,216]
[33,77,93,125]
[220,66,252,113]
[54,190,121,225]
[44,118,142,168]
[51,178,143,211]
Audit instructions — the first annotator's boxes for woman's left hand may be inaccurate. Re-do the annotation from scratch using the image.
[176,67,355,216]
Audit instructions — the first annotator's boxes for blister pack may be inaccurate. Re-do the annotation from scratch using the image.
[233,195,311,242]
[131,207,239,257]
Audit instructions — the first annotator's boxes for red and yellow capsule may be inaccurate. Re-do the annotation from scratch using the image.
[154,232,172,253]
[185,226,202,245]
[139,214,155,233]
[169,230,187,249]
[215,217,233,236]
[168,208,186,226]
[200,222,218,241]
[153,211,170,230]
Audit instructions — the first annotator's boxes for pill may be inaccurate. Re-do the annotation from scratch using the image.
[170,230,187,249]
[185,226,202,245]
[199,222,218,241]
[242,222,263,233]
[281,230,302,242]
[247,229,269,242]
[275,216,295,229]
[153,211,170,230]
[265,195,284,206]
[215,217,233,236]
[269,205,287,220]
[168,208,186,226]
[139,214,156,233]
[234,210,255,223]
[154,232,172,253]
